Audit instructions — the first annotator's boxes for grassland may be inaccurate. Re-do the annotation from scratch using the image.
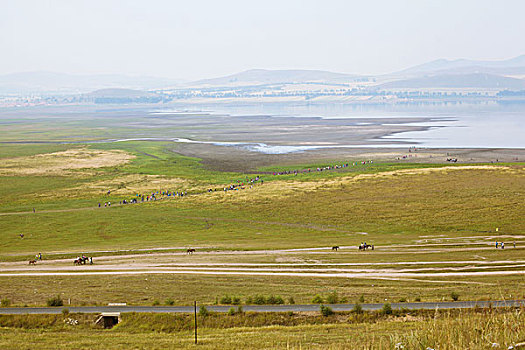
[0,107,524,348]
[0,308,523,349]
[0,143,522,254]
[0,272,523,307]
[0,141,523,304]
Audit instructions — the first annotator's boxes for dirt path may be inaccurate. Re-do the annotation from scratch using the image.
[0,269,523,282]
[2,263,525,274]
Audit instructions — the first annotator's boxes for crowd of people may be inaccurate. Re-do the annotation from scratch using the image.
[269,161,374,176]
[92,159,388,209]
[96,176,267,208]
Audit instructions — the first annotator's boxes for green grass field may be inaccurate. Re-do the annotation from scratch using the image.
[0,140,524,348]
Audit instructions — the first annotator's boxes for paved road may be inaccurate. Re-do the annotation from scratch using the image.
[0,300,522,315]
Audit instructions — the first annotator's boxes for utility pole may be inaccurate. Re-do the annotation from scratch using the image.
[194,301,198,344]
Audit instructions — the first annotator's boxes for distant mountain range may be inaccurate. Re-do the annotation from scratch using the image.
[189,69,363,86]
[1,55,525,94]
[394,55,525,76]
[0,71,182,94]
[187,56,525,90]
[379,73,525,90]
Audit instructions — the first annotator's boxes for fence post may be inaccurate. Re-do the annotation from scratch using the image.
[194,300,198,344]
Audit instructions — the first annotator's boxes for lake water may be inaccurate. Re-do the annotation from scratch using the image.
[156,102,525,152]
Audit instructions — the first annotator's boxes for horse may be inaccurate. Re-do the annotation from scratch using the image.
[28,260,37,265]
[332,246,339,251]
[186,248,195,255]
[73,258,86,265]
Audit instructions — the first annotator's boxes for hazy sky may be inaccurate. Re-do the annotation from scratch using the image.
[1,0,525,80]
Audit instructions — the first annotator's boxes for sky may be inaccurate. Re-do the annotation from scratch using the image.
[1,0,525,80]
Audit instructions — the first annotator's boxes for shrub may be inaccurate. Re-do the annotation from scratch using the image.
[198,306,209,317]
[46,295,63,307]
[232,296,241,305]
[152,300,160,306]
[227,307,236,316]
[320,304,334,316]
[415,297,421,302]
[236,305,243,314]
[312,294,324,304]
[62,308,70,316]
[399,297,407,303]
[165,298,175,306]
[451,292,459,301]
[268,295,283,304]
[353,302,363,314]
[326,291,339,304]
[287,296,295,305]
[382,303,392,315]
[245,296,253,304]
[253,295,266,305]
[220,295,232,304]
[359,295,365,303]
[1,298,11,307]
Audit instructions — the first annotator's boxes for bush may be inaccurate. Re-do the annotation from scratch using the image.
[165,298,175,306]
[1,298,11,307]
[359,295,365,303]
[236,305,243,314]
[415,297,421,302]
[399,297,407,303]
[320,304,334,316]
[245,296,253,304]
[326,291,339,304]
[312,294,324,304]
[47,295,63,307]
[198,306,209,317]
[267,295,284,304]
[288,296,295,305]
[451,292,459,301]
[353,302,363,314]
[253,295,266,305]
[227,307,236,316]
[382,303,392,315]
[62,308,69,316]
[220,295,232,304]
[232,296,241,305]
[152,300,160,306]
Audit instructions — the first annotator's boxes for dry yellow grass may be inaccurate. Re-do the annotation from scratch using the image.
[195,165,516,204]
[67,174,195,195]
[0,148,135,176]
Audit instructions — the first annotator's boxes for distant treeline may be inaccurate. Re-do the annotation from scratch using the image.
[94,97,163,104]
[497,90,525,97]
